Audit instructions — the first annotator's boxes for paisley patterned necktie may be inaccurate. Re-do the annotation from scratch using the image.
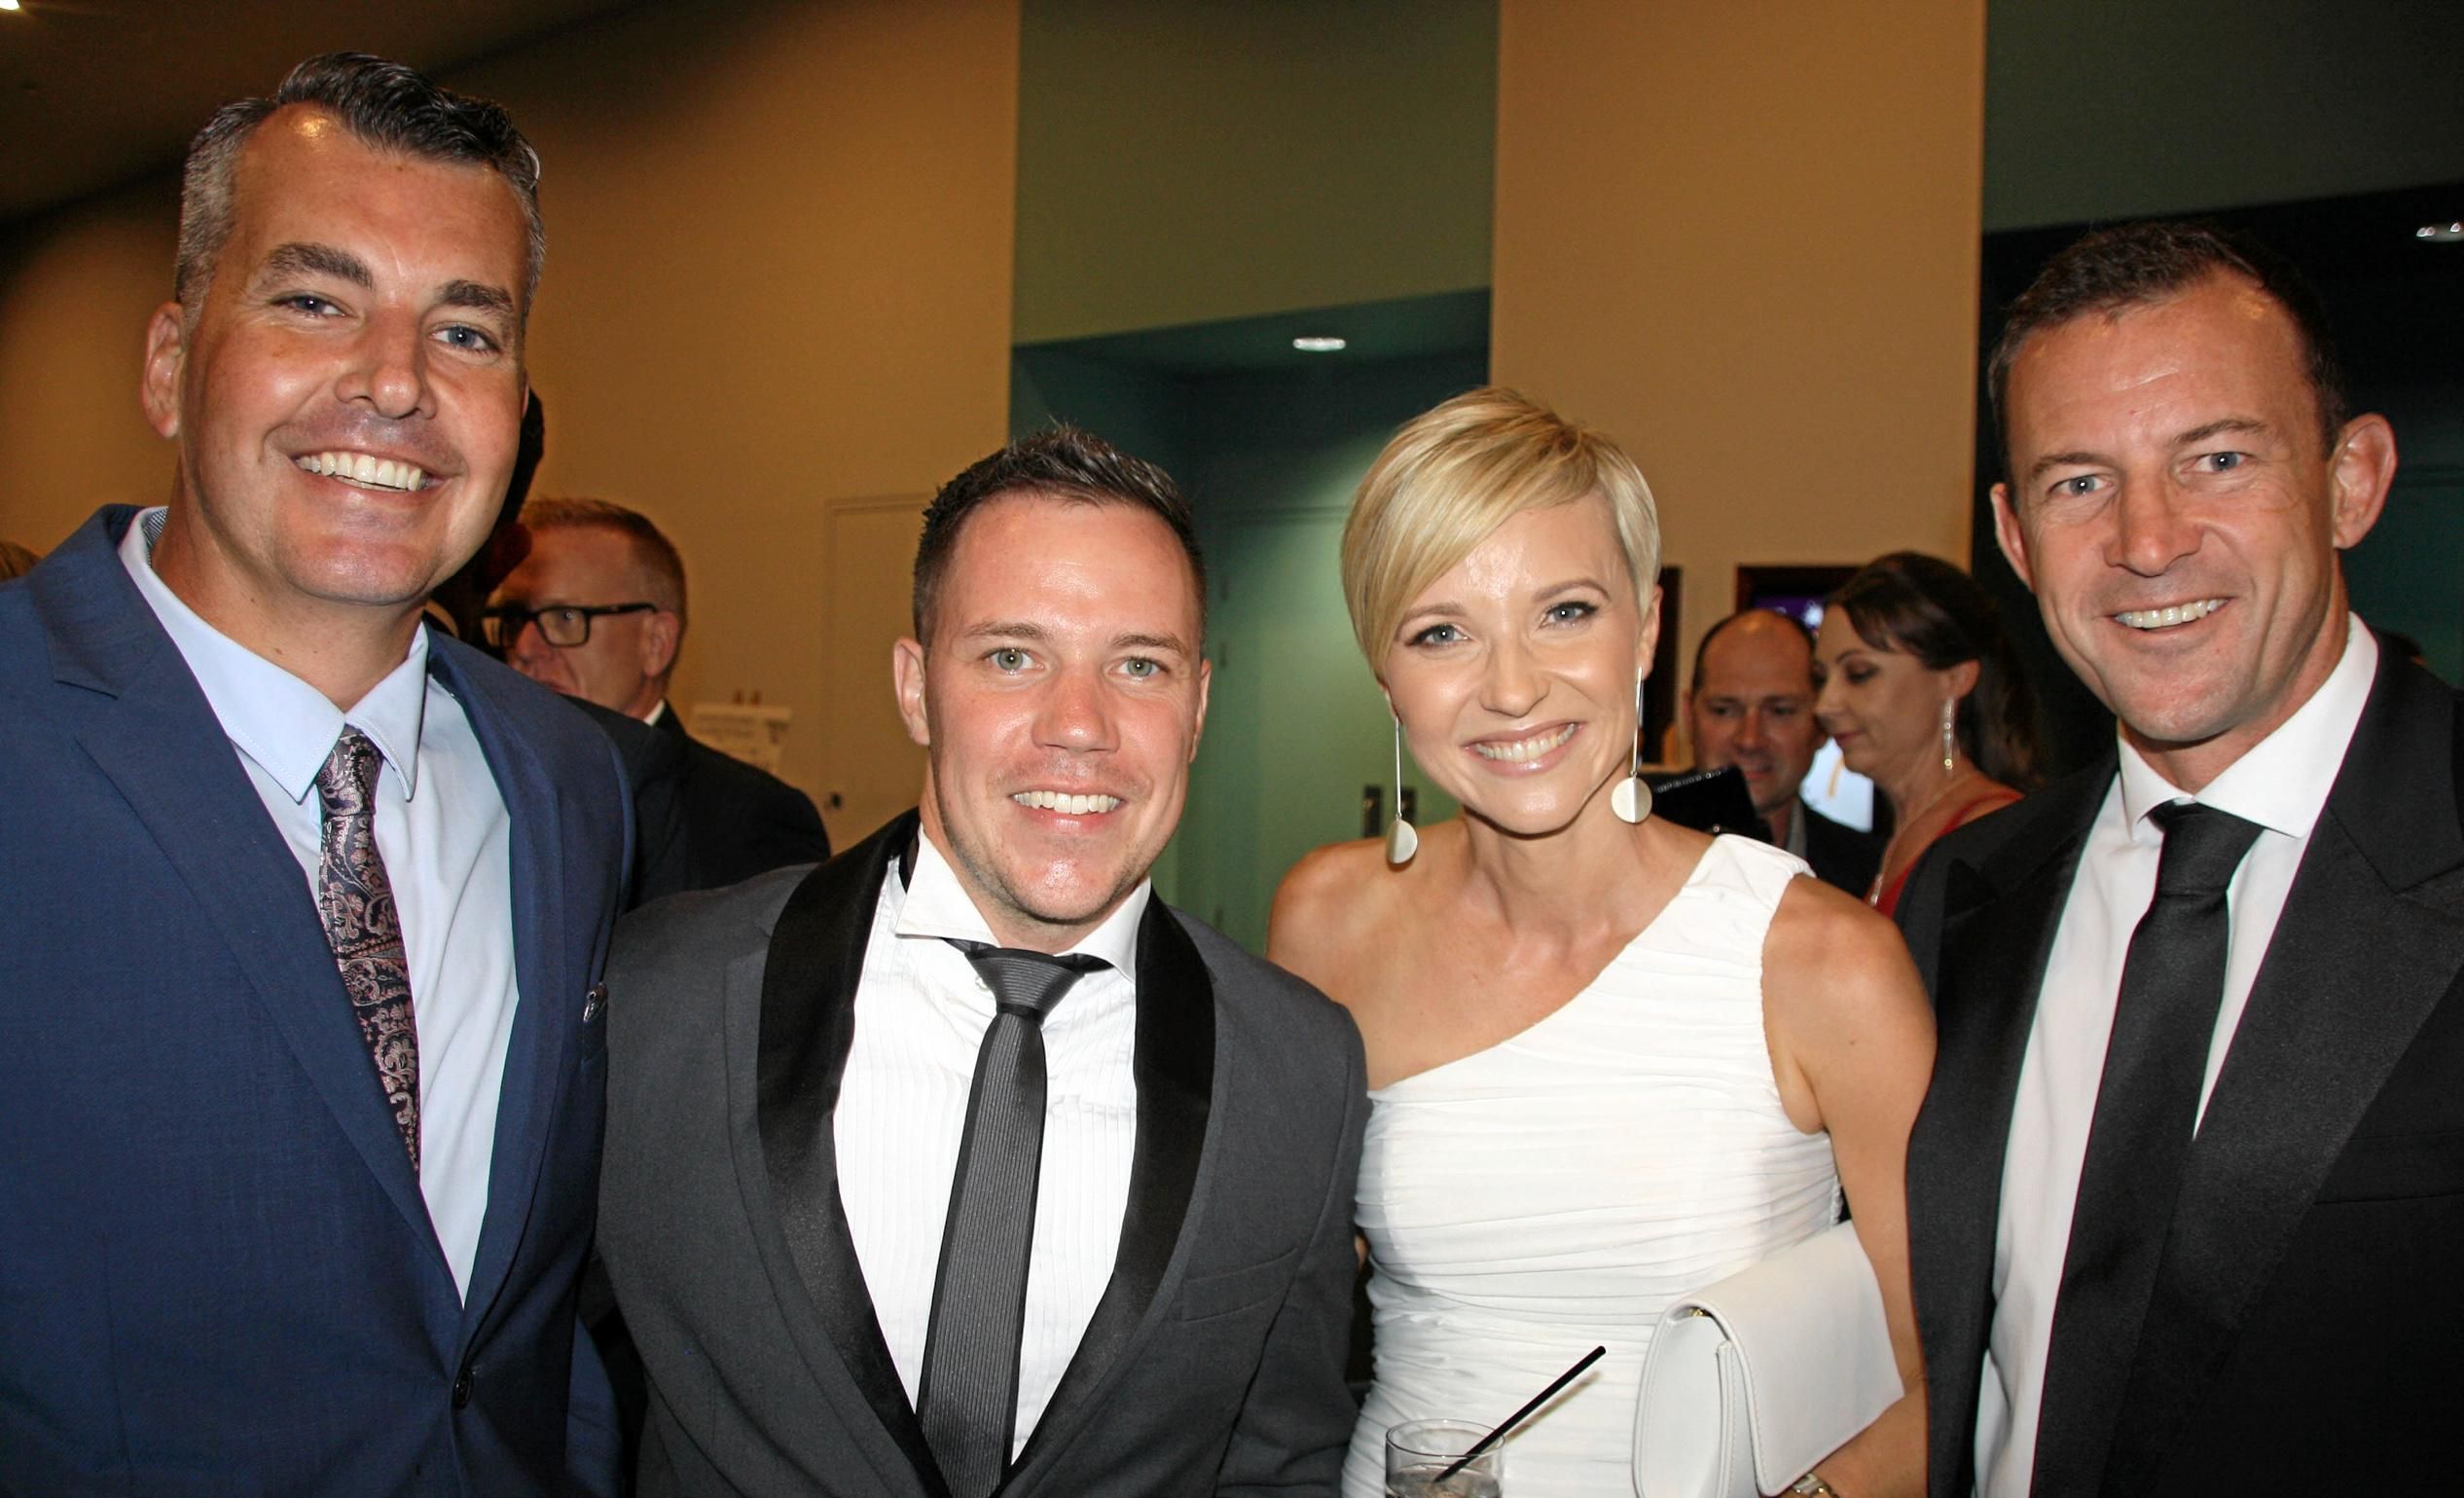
[314,726,420,1171]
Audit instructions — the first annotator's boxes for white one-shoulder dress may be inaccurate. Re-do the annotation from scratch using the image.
[1342,835,1841,1498]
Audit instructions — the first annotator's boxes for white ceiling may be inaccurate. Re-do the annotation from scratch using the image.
[0,0,643,222]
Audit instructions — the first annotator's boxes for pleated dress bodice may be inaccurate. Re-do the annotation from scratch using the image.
[1343,835,1840,1498]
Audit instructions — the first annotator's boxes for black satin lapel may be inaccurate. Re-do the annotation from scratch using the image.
[1009,899,1215,1478]
[1907,776,2099,1498]
[2104,698,2464,1488]
[753,810,951,1498]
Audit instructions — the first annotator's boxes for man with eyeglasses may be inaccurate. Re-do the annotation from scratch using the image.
[488,496,829,898]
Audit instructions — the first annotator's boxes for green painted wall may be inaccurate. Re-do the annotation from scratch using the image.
[2345,379,2464,683]
[1984,0,2464,231]
[1014,343,1488,947]
[1012,0,1498,344]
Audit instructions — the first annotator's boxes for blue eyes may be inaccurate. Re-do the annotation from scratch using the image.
[1407,600,1599,648]
[983,649,1165,679]
[275,296,499,353]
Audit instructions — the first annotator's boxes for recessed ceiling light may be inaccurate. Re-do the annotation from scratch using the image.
[1292,335,1347,352]
[2415,222,2464,242]
[0,3,23,14]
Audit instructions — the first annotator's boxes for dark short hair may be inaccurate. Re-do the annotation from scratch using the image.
[1988,220,2348,482]
[176,54,543,314]
[518,496,688,628]
[912,426,1206,642]
[1830,552,2043,790]
[1690,607,1816,696]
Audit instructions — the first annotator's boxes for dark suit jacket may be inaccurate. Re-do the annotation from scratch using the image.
[598,812,1368,1498]
[0,507,632,1498]
[1799,800,1885,896]
[648,703,830,896]
[1898,646,2464,1496]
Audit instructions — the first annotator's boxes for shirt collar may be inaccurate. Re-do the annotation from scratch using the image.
[121,506,433,805]
[2116,612,2376,843]
[893,828,1150,974]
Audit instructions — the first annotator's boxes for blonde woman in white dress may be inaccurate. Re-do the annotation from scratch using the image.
[1270,388,1932,1498]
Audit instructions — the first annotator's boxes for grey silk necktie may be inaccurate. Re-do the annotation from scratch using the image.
[917,940,1105,1498]
[313,727,421,1171]
[2034,799,2263,1493]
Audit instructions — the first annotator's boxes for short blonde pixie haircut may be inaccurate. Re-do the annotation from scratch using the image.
[1341,386,1661,666]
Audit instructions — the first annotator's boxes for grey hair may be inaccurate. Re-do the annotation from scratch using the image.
[175,53,543,316]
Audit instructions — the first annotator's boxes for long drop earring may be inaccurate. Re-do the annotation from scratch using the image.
[1611,665,1653,824]
[1940,699,1957,776]
[1385,712,1419,864]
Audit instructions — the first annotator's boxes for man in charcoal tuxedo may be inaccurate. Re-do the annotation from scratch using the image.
[0,55,625,1494]
[1898,221,2463,1495]
[488,495,830,900]
[598,428,1366,1497]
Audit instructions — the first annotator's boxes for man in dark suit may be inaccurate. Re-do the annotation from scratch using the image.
[1899,221,2459,1495]
[1689,606,1885,894]
[599,429,1367,1497]
[487,495,830,897]
[0,55,627,1495]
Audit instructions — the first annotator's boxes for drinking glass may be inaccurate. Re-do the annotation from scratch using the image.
[1385,1417,1504,1498]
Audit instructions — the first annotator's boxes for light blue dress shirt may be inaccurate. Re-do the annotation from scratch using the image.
[121,507,519,1299]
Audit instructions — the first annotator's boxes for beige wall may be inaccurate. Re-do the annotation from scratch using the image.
[0,181,178,555]
[0,0,1021,808]
[1491,0,1985,741]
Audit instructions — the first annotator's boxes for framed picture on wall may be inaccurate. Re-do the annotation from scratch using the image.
[1733,563,1859,633]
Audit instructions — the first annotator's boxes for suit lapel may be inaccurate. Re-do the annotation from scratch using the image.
[437,644,581,1334]
[36,511,441,1261]
[2103,660,2464,1487]
[1008,898,1216,1480]
[748,812,951,1498]
[1906,761,2107,1498]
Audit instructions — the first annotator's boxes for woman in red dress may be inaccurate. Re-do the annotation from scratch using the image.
[1815,552,2043,916]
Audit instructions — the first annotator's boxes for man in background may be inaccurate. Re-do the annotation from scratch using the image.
[488,495,829,897]
[0,55,625,1494]
[1688,606,1883,894]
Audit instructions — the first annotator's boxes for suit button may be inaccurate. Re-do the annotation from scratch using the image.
[452,1369,474,1408]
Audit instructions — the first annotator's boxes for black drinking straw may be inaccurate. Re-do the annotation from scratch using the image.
[1433,1343,1608,1483]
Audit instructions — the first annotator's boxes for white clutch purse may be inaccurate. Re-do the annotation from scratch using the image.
[1632,1220,1902,1498]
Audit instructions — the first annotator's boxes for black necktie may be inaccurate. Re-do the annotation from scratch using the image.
[2034,799,2263,1493]
[917,941,1105,1498]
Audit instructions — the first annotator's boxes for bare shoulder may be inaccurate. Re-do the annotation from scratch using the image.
[1267,837,1393,988]
[1761,873,1931,1041]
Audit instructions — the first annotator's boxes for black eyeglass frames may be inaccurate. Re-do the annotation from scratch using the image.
[478,602,659,649]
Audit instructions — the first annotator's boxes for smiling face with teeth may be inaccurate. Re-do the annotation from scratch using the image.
[1991,272,2397,789]
[139,108,528,690]
[1383,495,1656,836]
[894,493,1210,953]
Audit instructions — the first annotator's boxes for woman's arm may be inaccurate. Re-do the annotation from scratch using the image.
[1762,878,1937,1498]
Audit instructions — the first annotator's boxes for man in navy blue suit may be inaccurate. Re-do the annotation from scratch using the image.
[0,55,629,1496]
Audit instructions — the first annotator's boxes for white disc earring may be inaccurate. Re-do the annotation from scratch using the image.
[1611,665,1652,824]
[1385,712,1419,863]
